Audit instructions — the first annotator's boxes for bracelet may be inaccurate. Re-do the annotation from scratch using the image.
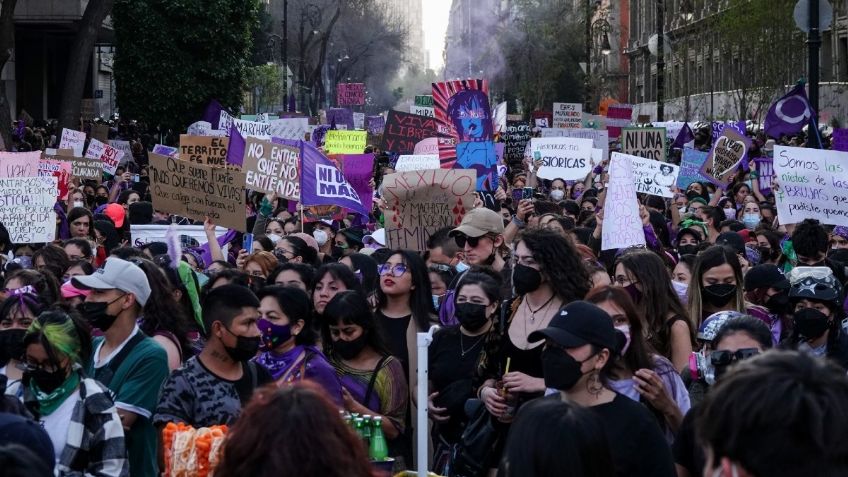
[511,216,526,228]
[750,171,759,179]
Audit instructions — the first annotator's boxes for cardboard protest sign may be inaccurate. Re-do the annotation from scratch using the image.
[325,130,367,155]
[148,152,247,231]
[553,103,582,129]
[0,176,57,243]
[67,157,103,181]
[623,153,680,198]
[337,83,366,106]
[233,118,271,137]
[504,121,531,163]
[540,128,609,164]
[395,155,440,172]
[242,137,300,200]
[382,169,476,251]
[339,153,375,206]
[753,158,774,195]
[38,159,72,199]
[90,124,110,143]
[0,151,40,178]
[59,129,87,156]
[530,137,593,181]
[711,120,746,143]
[269,117,309,140]
[677,149,708,189]
[85,139,124,175]
[381,110,439,154]
[622,128,666,162]
[602,153,646,250]
[179,135,229,166]
[832,128,848,152]
[130,224,228,249]
[413,138,439,156]
[701,128,750,188]
[773,146,848,225]
[326,108,355,130]
[432,79,489,140]
[605,104,633,139]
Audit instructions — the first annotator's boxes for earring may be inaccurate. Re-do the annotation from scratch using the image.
[587,370,603,397]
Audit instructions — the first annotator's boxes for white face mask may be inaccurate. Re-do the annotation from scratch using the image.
[550,189,565,201]
[313,229,328,247]
[724,208,737,220]
[672,280,688,303]
[266,233,282,244]
[678,206,687,216]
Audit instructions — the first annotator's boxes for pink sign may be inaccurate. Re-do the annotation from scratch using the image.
[337,83,366,106]
[85,139,124,175]
[413,137,439,155]
[605,105,634,139]
[0,151,40,178]
[38,159,72,200]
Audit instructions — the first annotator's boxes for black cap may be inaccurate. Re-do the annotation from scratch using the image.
[528,301,618,350]
[0,411,55,464]
[744,264,789,291]
[716,231,746,255]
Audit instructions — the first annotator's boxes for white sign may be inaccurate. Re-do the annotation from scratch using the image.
[219,110,234,132]
[233,118,271,137]
[269,118,310,140]
[493,101,507,134]
[353,112,365,130]
[530,137,593,181]
[622,153,680,198]
[413,138,439,156]
[773,145,848,225]
[411,105,434,117]
[540,128,609,164]
[85,139,124,175]
[187,121,212,136]
[603,154,646,250]
[395,155,440,172]
[130,224,229,249]
[0,176,57,243]
[59,129,86,157]
[553,102,583,129]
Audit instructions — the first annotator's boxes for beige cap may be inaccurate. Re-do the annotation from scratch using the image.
[449,207,505,238]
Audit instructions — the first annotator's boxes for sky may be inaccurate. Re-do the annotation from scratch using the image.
[422,0,452,70]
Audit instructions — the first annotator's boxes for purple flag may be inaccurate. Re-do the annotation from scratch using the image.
[341,153,375,206]
[764,83,814,139]
[226,125,246,166]
[299,141,370,217]
[202,99,226,130]
[327,108,354,130]
[672,123,695,149]
[312,125,330,148]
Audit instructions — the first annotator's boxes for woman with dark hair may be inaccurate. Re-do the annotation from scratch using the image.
[66,207,95,240]
[254,286,342,405]
[32,244,70,285]
[688,245,747,329]
[63,259,95,282]
[93,220,121,256]
[215,382,374,477]
[498,398,615,477]
[3,269,62,307]
[93,185,110,207]
[754,228,782,265]
[428,269,501,474]
[728,182,751,210]
[685,181,710,204]
[204,260,234,276]
[339,252,380,300]
[322,291,408,465]
[0,288,47,396]
[267,262,315,292]
[116,189,141,210]
[613,249,695,372]
[275,235,319,267]
[21,310,127,476]
[312,263,361,316]
[586,286,690,437]
[426,263,456,312]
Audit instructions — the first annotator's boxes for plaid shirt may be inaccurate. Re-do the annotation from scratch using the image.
[26,376,129,477]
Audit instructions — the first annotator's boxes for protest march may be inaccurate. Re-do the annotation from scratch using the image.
[2,1,848,477]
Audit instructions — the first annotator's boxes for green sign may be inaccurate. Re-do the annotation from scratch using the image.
[414,95,434,107]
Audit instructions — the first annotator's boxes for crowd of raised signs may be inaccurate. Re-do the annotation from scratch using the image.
[1,100,848,477]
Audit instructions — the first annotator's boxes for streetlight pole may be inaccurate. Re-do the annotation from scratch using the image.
[656,0,665,122]
[282,0,288,111]
[584,0,592,114]
[807,0,820,147]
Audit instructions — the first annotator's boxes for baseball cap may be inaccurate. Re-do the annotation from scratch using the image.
[61,280,92,300]
[744,264,789,292]
[528,301,618,350]
[72,257,152,306]
[0,412,55,465]
[449,208,505,238]
[103,203,126,228]
[363,228,386,247]
[716,232,746,256]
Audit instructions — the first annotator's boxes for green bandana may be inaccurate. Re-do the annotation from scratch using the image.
[30,371,80,416]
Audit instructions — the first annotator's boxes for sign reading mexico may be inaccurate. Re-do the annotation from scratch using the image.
[530,137,593,180]
[0,176,57,243]
[148,153,246,231]
[242,137,300,201]
[773,146,848,225]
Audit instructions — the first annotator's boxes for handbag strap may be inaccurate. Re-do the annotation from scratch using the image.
[363,355,389,409]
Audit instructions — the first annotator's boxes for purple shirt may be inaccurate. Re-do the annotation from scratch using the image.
[254,345,344,407]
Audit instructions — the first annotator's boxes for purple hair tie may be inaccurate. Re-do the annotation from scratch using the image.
[8,285,38,311]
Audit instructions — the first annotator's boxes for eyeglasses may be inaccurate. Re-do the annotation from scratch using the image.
[710,348,759,367]
[378,263,408,277]
[454,234,484,248]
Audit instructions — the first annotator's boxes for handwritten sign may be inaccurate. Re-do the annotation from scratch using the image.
[395,155,440,172]
[179,135,229,166]
[366,116,386,135]
[269,117,309,140]
[325,130,367,155]
[701,128,750,188]
[38,159,72,200]
[0,151,40,178]
[552,103,582,129]
[0,176,57,243]
[85,139,124,175]
[530,137,593,181]
[773,146,848,225]
[677,149,708,189]
[109,140,133,161]
[605,104,633,139]
[504,120,531,163]
[242,137,300,200]
[540,128,609,165]
[353,112,365,130]
[337,83,366,106]
[625,153,680,198]
[622,127,666,162]
[413,138,439,156]
[68,157,103,182]
[382,110,438,154]
[382,169,476,251]
[59,129,87,156]
[603,153,646,250]
[233,118,271,137]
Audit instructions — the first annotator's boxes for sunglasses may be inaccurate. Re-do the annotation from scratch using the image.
[378,263,408,277]
[454,234,486,248]
[710,348,759,367]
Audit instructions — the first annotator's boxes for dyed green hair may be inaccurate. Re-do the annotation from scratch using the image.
[24,311,90,367]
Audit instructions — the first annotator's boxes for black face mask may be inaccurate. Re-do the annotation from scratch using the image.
[94,196,109,207]
[272,249,289,264]
[702,284,736,308]
[756,246,775,261]
[455,303,490,332]
[79,295,125,332]
[513,264,542,295]
[334,333,369,360]
[542,346,592,391]
[793,308,831,340]
[678,244,698,256]
[27,367,67,394]
[249,276,266,294]
[0,329,27,363]
[221,326,261,362]
[765,292,790,315]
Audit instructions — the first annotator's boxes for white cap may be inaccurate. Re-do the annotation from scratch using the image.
[72,258,152,306]
[362,228,386,247]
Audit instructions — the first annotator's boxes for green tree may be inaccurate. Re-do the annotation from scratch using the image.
[112,0,260,131]
[244,64,284,113]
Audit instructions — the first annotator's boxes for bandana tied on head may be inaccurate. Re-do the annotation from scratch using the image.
[679,219,709,242]
[833,226,848,241]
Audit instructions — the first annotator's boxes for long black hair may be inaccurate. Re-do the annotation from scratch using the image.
[517,229,590,304]
[376,249,434,331]
[257,285,317,346]
[132,258,194,356]
[321,290,391,358]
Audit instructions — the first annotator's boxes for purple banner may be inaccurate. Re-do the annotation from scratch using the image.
[299,140,369,216]
[226,125,246,166]
[327,108,354,130]
[341,153,375,207]
[833,128,848,152]
[753,158,774,195]
[366,115,385,135]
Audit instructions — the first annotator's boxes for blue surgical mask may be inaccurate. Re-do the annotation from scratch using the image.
[742,213,760,230]
[455,261,470,273]
[432,294,443,311]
